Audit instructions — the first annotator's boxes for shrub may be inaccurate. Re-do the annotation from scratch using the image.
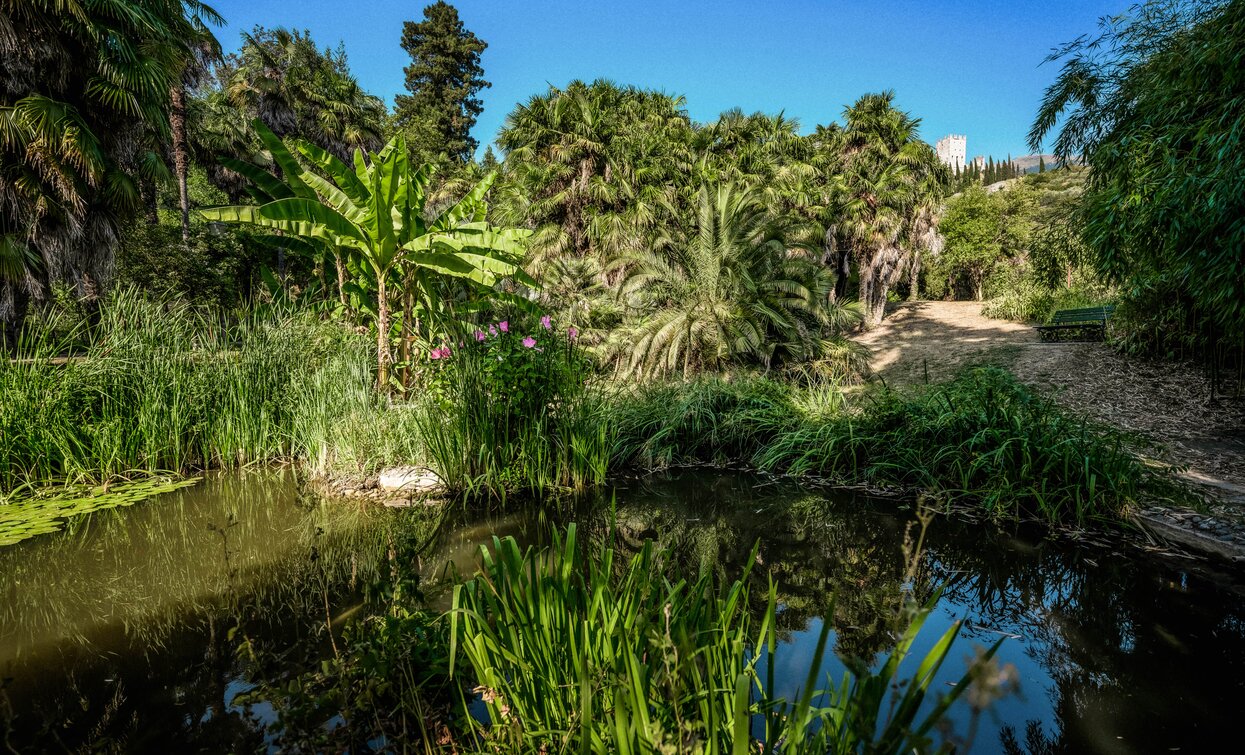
[417,316,609,496]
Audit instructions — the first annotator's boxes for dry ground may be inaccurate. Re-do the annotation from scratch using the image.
[853,301,1245,508]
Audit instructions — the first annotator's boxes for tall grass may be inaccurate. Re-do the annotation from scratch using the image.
[0,289,409,492]
[450,524,989,753]
[608,368,1180,525]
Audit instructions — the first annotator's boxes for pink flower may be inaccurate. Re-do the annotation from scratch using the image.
[474,330,486,342]
[522,336,536,348]
[540,315,552,330]
[568,326,579,340]
[429,348,444,360]
[489,324,497,336]
[498,320,509,333]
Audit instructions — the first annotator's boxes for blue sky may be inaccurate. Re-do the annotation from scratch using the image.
[205,0,1128,160]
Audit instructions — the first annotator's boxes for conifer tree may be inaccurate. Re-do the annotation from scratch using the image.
[394,2,490,164]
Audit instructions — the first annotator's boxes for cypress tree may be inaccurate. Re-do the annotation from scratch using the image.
[394,2,490,164]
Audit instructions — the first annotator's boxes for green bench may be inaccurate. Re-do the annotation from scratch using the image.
[1035,306,1115,341]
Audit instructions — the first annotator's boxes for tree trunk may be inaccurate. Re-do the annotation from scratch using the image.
[376,273,392,393]
[907,249,922,301]
[860,247,903,328]
[335,252,348,309]
[170,86,191,243]
[0,276,30,353]
[400,278,414,394]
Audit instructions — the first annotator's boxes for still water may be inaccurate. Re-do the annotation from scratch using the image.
[2,470,1244,752]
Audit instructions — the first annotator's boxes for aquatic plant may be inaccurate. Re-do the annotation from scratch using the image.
[0,476,200,547]
[450,524,988,753]
[0,288,411,492]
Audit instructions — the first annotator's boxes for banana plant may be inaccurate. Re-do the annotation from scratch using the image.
[202,121,533,391]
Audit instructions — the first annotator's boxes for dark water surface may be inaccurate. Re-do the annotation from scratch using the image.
[3,470,1244,753]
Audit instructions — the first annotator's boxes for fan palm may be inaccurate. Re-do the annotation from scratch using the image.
[0,0,223,338]
[221,27,386,160]
[829,92,946,327]
[495,79,691,264]
[615,184,833,378]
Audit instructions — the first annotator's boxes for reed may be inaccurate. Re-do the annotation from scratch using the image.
[608,368,1181,525]
[449,524,988,753]
[0,289,397,492]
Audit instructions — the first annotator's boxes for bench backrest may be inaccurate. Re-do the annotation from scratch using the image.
[1050,305,1115,324]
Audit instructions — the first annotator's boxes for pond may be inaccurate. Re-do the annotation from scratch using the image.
[2,470,1244,752]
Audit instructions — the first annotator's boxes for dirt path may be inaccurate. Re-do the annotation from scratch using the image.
[852,301,1036,385]
[854,301,1245,513]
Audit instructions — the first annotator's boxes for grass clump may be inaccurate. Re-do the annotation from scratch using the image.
[761,367,1170,524]
[0,289,417,492]
[609,368,1176,525]
[609,374,798,469]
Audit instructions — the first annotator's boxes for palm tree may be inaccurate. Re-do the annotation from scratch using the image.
[495,79,692,264]
[220,27,386,160]
[170,19,225,241]
[0,0,223,336]
[828,92,945,327]
[615,184,833,378]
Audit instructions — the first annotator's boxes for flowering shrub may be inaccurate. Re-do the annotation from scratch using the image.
[419,315,603,495]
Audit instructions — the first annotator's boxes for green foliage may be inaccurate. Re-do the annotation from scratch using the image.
[449,525,984,753]
[0,289,389,491]
[394,1,490,164]
[1031,0,1245,369]
[1,0,224,333]
[216,26,386,160]
[935,184,1035,301]
[609,368,1179,525]
[201,122,533,391]
[614,183,841,378]
[115,215,261,310]
[0,476,200,547]
[418,316,609,496]
[610,375,799,469]
[758,367,1177,524]
[982,264,1113,324]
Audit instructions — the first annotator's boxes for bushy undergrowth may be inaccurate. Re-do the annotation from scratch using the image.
[982,265,1113,324]
[611,368,1176,525]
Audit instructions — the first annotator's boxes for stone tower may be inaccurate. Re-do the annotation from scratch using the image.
[935,134,967,171]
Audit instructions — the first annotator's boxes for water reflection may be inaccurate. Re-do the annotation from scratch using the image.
[3,469,1245,753]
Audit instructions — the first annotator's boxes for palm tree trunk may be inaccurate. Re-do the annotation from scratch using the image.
[376,272,392,393]
[907,249,922,301]
[170,85,191,243]
[860,258,889,329]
